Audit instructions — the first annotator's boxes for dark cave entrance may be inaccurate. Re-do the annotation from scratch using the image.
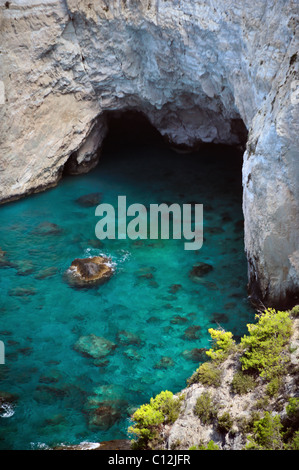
[97,110,248,270]
[99,110,247,214]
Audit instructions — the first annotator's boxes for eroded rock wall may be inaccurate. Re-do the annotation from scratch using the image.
[0,0,298,306]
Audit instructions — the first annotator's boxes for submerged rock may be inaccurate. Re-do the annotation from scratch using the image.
[116,330,142,346]
[123,348,142,361]
[65,256,114,288]
[154,356,175,369]
[211,312,229,324]
[168,284,182,294]
[33,385,69,405]
[0,248,14,268]
[182,325,202,340]
[74,334,116,362]
[189,262,213,281]
[15,260,35,276]
[88,403,122,430]
[35,266,58,280]
[181,348,208,362]
[33,222,63,236]
[170,315,189,325]
[9,286,36,297]
[75,192,102,207]
[84,385,128,430]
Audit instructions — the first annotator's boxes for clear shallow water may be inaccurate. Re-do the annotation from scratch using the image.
[0,140,255,450]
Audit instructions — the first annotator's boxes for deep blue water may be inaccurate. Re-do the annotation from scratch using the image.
[0,140,255,450]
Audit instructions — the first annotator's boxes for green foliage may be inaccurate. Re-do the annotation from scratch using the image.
[189,440,220,450]
[266,377,282,398]
[206,328,236,362]
[129,391,183,449]
[194,392,217,425]
[217,412,233,434]
[236,412,261,436]
[283,397,299,441]
[285,430,299,450]
[188,362,222,387]
[245,412,284,450]
[240,308,292,380]
[253,396,270,411]
[286,397,299,420]
[289,305,299,317]
[231,370,257,395]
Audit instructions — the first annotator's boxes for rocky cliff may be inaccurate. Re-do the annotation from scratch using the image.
[0,0,298,307]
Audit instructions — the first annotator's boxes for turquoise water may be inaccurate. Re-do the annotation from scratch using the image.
[0,139,255,450]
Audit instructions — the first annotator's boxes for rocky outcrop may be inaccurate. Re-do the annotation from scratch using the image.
[158,316,299,450]
[0,1,298,306]
[65,256,114,287]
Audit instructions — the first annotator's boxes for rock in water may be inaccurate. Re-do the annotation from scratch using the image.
[181,348,208,362]
[74,334,116,361]
[32,222,63,236]
[65,256,114,288]
[75,192,102,207]
[189,262,213,281]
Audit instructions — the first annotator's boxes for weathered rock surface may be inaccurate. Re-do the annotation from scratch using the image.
[0,1,298,306]
[74,334,116,361]
[159,317,299,450]
[65,255,114,287]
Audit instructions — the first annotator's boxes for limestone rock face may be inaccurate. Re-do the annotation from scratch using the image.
[0,0,298,306]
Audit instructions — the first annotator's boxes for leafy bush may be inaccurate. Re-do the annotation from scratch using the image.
[286,397,299,421]
[266,377,282,398]
[189,440,220,450]
[129,391,183,449]
[240,308,292,380]
[206,328,236,362]
[245,412,284,450]
[231,370,257,395]
[283,396,299,443]
[253,396,270,411]
[194,391,217,424]
[290,305,299,317]
[285,430,299,450]
[188,362,222,387]
[217,412,233,434]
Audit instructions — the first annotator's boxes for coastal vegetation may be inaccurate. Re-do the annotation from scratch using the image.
[128,391,184,450]
[128,306,299,450]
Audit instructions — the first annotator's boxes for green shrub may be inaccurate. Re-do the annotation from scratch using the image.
[286,397,299,421]
[206,328,236,362]
[240,308,292,381]
[290,305,299,317]
[236,412,261,436]
[266,377,282,398]
[284,397,299,436]
[189,440,220,450]
[253,396,270,411]
[217,412,233,434]
[231,370,257,395]
[194,391,217,424]
[285,430,299,450]
[245,412,284,450]
[188,362,222,387]
[128,391,183,449]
